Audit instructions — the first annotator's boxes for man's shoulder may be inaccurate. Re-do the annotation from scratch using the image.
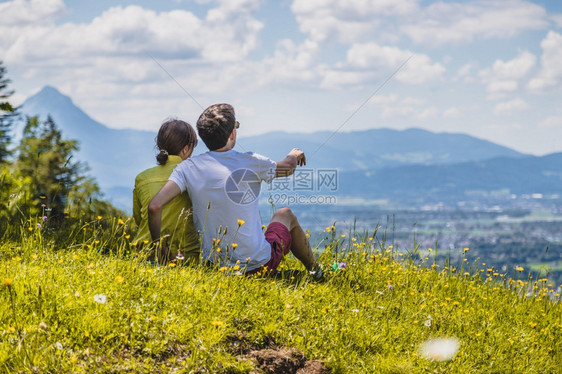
[236,150,272,162]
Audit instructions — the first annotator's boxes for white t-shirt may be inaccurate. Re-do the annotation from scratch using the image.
[169,149,277,271]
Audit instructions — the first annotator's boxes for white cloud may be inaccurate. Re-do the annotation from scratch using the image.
[0,0,65,26]
[417,107,438,120]
[371,94,400,105]
[0,1,266,129]
[454,63,477,83]
[490,50,536,80]
[367,93,435,119]
[479,51,536,97]
[291,0,418,43]
[401,0,548,46]
[321,42,444,88]
[528,31,562,91]
[443,107,461,118]
[551,14,562,28]
[493,98,529,115]
[539,116,562,128]
[382,105,416,118]
[2,3,263,64]
[254,39,322,87]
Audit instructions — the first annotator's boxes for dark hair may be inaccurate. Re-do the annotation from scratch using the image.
[196,103,236,151]
[155,119,198,165]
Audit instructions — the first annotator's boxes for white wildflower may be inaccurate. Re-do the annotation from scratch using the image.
[420,337,460,361]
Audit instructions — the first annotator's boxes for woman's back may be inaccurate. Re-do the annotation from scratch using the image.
[132,119,200,263]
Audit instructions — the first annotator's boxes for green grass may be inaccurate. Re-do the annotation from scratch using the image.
[1,222,561,373]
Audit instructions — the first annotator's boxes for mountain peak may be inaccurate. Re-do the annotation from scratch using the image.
[27,85,73,106]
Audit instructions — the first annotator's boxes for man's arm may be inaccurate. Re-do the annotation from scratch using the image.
[147,180,182,242]
[275,148,306,178]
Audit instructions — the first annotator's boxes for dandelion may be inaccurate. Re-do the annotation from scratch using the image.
[212,320,224,327]
[232,243,238,249]
[118,218,125,225]
[97,216,102,220]
[237,219,245,227]
[463,247,469,253]
[516,266,524,272]
[326,227,331,233]
[4,278,12,287]
[419,337,460,361]
[93,294,107,304]
[115,276,124,283]
[168,263,176,268]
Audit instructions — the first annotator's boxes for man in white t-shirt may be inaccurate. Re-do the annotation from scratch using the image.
[147,103,322,278]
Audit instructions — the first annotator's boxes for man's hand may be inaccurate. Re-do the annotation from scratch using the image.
[287,148,306,167]
[275,148,306,178]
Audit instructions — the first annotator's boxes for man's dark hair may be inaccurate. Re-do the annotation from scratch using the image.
[196,103,235,151]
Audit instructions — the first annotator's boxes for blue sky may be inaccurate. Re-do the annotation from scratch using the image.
[1,0,562,155]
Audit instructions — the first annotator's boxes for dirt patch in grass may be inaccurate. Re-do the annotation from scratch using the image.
[247,348,330,374]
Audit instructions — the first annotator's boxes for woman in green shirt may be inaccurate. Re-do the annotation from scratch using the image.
[133,119,199,264]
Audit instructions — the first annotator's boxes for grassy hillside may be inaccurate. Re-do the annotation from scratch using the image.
[1,219,560,373]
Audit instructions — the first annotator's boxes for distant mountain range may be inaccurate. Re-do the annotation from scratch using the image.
[16,86,559,212]
[339,153,562,203]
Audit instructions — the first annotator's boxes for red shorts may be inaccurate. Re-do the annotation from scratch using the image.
[246,222,291,275]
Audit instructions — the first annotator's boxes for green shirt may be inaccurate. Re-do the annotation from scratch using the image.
[133,155,199,260]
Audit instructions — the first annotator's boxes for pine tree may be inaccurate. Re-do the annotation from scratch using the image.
[0,61,18,163]
[16,115,84,220]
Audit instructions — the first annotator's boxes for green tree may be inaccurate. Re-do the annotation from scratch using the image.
[16,115,84,220]
[0,61,18,163]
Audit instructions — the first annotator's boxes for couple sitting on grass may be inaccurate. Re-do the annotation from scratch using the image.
[133,103,322,279]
